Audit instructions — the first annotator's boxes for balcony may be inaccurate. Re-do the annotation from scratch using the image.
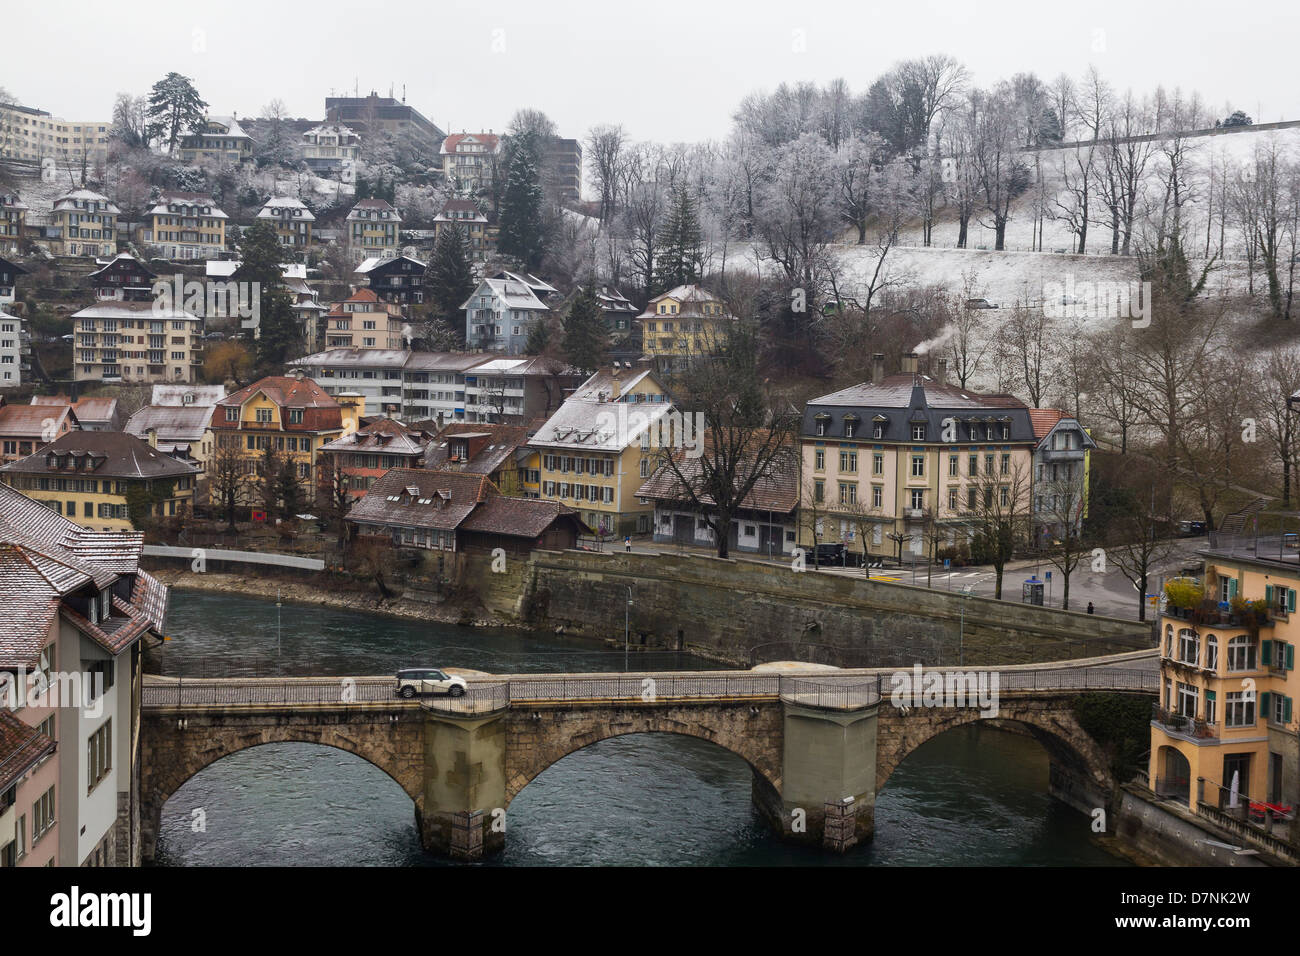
[1152,703,1218,740]
[1039,447,1086,462]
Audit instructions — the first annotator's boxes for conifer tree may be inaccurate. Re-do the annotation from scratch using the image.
[654,183,704,292]
[423,223,476,340]
[498,133,546,271]
[561,285,609,373]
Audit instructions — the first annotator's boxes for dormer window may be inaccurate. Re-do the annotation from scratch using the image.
[911,424,926,441]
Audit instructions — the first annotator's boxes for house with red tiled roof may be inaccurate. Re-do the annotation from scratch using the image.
[1028,407,1096,546]
[208,372,364,497]
[0,480,170,865]
[0,399,79,464]
[30,394,123,431]
[439,132,502,194]
[324,287,405,350]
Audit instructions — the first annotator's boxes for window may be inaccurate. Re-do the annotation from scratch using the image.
[1224,691,1255,728]
[999,486,1009,507]
[839,451,857,473]
[911,455,924,477]
[844,421,856,438]
[1177,628,1199,665]
[814,450,825,471]
[1205,634,1218,672]
[814,480,824,503]
[1227,635,1256,672]
[910,489,925,510]
[839,482,857,505]
[948,455,959,477]
[984,454,994,475]
[1000,453,1010,475]
[1205,689,1216,724]
[969,455,978,475]
[224,406,238,422]
[1265,691,1293,725]
[256,407,273,423]
[967,488,977,509]
[872,454,883,476]
[948,488,958,510]
[88,720,112,792]
[872,485,882,508]
[33,785,55,841]
[911,424,926,441]
[288,409,304,424]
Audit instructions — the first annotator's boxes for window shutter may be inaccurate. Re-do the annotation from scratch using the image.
[1229,579,1238,599]
[1289,588,1297,613]
[1285,696,1294,723]
[1262,640,1273,666]
[1288,643,1296,671]
[1265,584,1274,606]
[1261,691,1270,715]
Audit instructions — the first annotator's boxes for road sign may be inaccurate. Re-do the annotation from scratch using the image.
[944,559,951,569]
[1045,571,1052,580]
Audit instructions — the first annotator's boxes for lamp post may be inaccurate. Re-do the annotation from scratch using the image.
[958,584,973,667]
[624,586,634,673]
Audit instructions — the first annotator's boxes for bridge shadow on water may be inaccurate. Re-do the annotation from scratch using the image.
[152,725,1128,867]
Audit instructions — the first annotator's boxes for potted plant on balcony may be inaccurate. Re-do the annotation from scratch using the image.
[1164,579,1204,619]
[1190,598,1221,626]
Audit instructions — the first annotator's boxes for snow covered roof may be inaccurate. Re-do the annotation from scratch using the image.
[53,190,120,214]
[257,197,316,221]
[346,199,401,223]
[146,191,228,219]
[460,276,549,312]
[198,115,251,140]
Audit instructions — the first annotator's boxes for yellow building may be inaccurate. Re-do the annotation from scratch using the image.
[139,190,228,260]
[50,189,119,258]
[0,191,26,254]
[636,285,735,369]
[439,132,501,194]
[322,289,405,350]
[344,199,402,262]
[432,200,496,259]
[0,102,109,166]
[798,354,1038,560]
[530,365,674,536]
[209,374,362,497]
[256,197,315,249]
[72,301,204,385]
[0,430,198,531]
[1149,540,1300,817]
[178,115,253,165]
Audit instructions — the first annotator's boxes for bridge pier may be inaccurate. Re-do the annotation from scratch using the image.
[756,699,880,852]
[417,708,509,861]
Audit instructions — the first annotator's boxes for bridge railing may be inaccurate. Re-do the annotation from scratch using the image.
[780,678,882,711]
[422,682,510,715]
[504,673,783,703]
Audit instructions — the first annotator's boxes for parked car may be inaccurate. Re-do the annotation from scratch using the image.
[965,298,998,310]
[1178,520,1208,537]
[812,542,848,566]
[395,668,467,699]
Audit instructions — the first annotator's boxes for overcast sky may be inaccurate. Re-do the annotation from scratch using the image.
[8,0,1299,143]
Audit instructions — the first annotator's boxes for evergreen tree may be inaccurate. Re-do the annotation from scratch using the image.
[236,220,300,370]
[423,223,476,336]
[561,285,609,373]
[654,183,704,292]
[524,318,553,355]
[275,458,305,520]
[145,72,208,155]
[498,134,546,271]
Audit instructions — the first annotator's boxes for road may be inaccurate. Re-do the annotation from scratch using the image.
[615,535,1212,621]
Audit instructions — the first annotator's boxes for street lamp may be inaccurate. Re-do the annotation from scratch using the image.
[958,584,973,667]
[624,586,634,673]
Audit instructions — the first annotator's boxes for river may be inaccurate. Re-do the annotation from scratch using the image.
[149,590,1129,867]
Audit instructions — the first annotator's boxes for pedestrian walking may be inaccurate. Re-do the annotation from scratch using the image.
[625,535,631,552]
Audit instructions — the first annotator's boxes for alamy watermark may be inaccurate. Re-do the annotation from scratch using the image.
[593,405,705,459]
[1042,276,1151,328]
[0,667,106,718]
[152,275,260,330]
[889,664,1000,717]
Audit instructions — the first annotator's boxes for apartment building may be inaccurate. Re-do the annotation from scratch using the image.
[357,254,426,307]
[546,137,583,205]
[462,355,579,425]
[208,373,363,494]
[798,353,1038,560]
[345,199,402,262]
[0,481,168,866]
[139,191,229,260]
[300,123,361,174]
[0,431,199,531]
[0,193,26,254]
[0,310,28,388]
[432,200,495,259]
[0,102,110,166]
[49,190,120,258]
[636,285,735,370]
[1150,533,1300,820]
[324,94,444,157]
[531,365,675,536]
[439,133,501,195]
[1029,408,1096,547]
[177,115,253,165]
[323,289,405,350]
[71,301,204,385]
[462,272,552,354]
[317,418,433,498]
[256,197,315,249]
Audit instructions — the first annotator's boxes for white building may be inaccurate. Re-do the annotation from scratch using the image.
[461,272,553,355]
[0,309,28,388]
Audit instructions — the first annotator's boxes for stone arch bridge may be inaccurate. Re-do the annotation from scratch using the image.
[140,652,1157,860]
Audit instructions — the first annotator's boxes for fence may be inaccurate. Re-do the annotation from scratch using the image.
[142,663,1157,713]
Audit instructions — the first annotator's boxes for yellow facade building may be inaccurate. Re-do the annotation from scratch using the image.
[0,191,26,254]
[530,366,674,536]
[0,430,198,531]
[139,190,228,260]
[50,190,119,258]
[256,197,315,249]
[177,116,253,165]
[344,199,401,262]
[1150,540,1300,818]
[636,285,735,368]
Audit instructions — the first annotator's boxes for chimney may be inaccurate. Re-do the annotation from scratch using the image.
[936,357,949,385]
[902,352,919,375]
[871,354,885,385]
[145,427,158,449]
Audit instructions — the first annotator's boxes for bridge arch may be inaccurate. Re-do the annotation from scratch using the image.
[876,698,1116,794]
[140,710,426,860]
[502,702,785,804]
